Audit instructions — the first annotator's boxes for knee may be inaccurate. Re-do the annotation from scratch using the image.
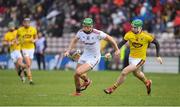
[26,64,31,68]
[121,71,127,77]
[75,69,82,76]
[133,71,141,76]
[74,73,81,78]
[132,71,137,76]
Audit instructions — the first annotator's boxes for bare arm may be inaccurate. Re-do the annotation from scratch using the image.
[64,36,79,56]
[67,36,79,51]
[104,35,120,56]
[16,32,21,44]
[104,35,119,51]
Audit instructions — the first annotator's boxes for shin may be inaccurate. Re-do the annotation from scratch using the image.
[133,69,147,84]
[24,57,32,81]
[74,63,91,92]
[114,65,137,88]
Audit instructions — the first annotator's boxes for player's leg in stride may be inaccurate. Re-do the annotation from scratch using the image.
[79,73,92,91]
[133,68,152,95]
[104,58,152,95]
[16,56,27,83]
[11,51,27,83]
[23,55,34,85]
[104,64,137,94]
[72,63,92,96]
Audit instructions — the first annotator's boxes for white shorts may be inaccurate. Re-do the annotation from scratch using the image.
[22,49,35,59]
[129,57,145,67]
[10,50,22,63]
[66,61,77,69]
[78,54,100,69]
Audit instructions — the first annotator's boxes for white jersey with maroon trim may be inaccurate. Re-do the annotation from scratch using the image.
[76,29,107,58]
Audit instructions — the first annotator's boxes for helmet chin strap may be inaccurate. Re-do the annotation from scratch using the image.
[83,29,93,34]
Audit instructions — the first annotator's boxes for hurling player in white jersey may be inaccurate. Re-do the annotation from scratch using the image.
[64,18,120,96]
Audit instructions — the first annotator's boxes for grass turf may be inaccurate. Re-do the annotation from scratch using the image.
[0,70,180,106]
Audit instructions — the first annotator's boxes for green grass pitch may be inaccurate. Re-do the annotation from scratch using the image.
[0,70,180,106]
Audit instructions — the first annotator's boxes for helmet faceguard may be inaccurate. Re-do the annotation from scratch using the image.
[82,18,93,34]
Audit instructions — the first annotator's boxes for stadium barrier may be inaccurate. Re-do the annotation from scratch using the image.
[179,56,180,73]
[0,54,179,73]
[144,57,179,73]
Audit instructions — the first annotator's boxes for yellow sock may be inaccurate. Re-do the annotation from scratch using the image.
[27,72,32,81]
[113,83,118,89]
[142,78,148,84]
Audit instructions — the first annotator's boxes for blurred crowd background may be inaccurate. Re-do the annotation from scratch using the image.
[0,0,179,37]
[0,0,180,70]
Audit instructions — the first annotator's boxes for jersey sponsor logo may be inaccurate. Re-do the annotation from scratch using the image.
[84,42,96,45]
[23,34,31,38]
[86,36,95,40]
[132,42,143,48]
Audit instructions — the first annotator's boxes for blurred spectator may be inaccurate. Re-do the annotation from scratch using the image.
[52,9,65,37]
[153,17,166,33]
[0,0,179,71]
[94,14,102,29]
[113,0,124,7]
[35,32,47,70]
[174,10,180,38]
[108,24,121,38]
[89,4,100,15]
[122,21,131,33]
[0,0,179,38]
